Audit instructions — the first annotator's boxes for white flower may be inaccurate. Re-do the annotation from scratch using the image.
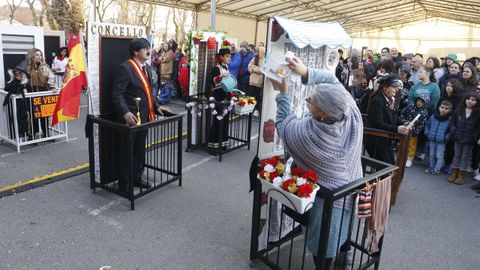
[264,164,276,173]
[204,104,209,109]
[216,115,224,120]
[272,177,283,188]
[209,103,215,109]
[209,97,215,101]
[230,100,235,106]
[186,102,196,108]
[197,112,201,117]
[231,97,238,101]
[296,177,307,186]
[223,109,228,114]
[212,109,218,115]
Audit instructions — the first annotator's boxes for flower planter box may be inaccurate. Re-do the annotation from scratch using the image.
[234,103,255,115]
[260,178,319,214]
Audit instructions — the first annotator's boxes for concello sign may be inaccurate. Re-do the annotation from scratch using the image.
[32,95,58,118]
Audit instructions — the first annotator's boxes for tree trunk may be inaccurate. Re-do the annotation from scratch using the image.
[26,0,40,26]
[7,0,24,24]
[40,0,59,30]
[162,8,171,42]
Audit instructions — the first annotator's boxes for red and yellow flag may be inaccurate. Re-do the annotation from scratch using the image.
[52,29,87,127]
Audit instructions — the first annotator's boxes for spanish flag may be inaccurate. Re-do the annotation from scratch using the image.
[51,29,87,127]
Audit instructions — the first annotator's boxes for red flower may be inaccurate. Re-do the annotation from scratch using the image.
[291,167,305,176]
[268,156,279,166]
[259,170,266,178]
[269,171,279,180]
[237,100,246,106]
[297,183,314,198]
[230,92,236,98]
[282,179,295,191]
[261,160,268,168]
[302,170,318,183]
[223,40,231,47]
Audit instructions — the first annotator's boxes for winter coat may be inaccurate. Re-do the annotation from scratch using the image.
[462,80,480,94]
[439,72,462,91]
[450,109,480,144]
[172,51,183,82]
[424,113,452,144]
[400,102,429,136]
[248,47,265,88]
[438,92,463,111]
[237,50,254,83]
[160,50,174,79]
[433,68,445,84]
[407,81,441,110]
[228,52,242,79]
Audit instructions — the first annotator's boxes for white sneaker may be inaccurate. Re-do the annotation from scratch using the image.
[474,172,480,181]
[406,159,413,167]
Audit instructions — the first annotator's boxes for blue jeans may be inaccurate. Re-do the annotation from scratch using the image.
[428,141,445,172]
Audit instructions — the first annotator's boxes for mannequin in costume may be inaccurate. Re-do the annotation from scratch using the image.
[24,48,56,139]
[112,38,170,189]
[208,47,232,148]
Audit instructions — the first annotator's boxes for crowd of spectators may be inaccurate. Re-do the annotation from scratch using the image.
[340,47,480,192]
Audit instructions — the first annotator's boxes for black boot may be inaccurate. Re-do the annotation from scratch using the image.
[471,182,480,190]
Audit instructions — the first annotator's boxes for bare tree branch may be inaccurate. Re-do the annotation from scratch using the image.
[7,0,24,24]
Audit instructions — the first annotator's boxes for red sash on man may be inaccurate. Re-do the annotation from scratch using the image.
[128,59,156,121]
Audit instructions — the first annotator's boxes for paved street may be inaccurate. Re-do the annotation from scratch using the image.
[1,93,479,270]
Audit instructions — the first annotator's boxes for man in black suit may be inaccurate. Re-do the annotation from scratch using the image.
[112,38,169,189]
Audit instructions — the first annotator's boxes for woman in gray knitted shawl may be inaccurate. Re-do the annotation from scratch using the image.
[272,57,363,266]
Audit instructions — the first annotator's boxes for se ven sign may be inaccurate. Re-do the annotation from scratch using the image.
[32,95,58,118]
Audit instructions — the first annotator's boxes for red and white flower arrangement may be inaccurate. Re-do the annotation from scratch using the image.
[258,156,318,198]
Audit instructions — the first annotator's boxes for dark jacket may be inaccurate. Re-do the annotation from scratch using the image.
[367,92,402,133]
[112,60,159,123]
[450,109,480,144]
[439,72,462,91]
[425,113,452,144]
[439,91,463,112]
[400,102,429,136]
[366,92,405,164]
[462,80,479,94]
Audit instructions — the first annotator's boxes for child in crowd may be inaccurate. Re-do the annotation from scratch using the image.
[439,78,464,174]
[401,95,430,167]
[424,100,453,174]
[448,93,480,185]
[440,78,464,111]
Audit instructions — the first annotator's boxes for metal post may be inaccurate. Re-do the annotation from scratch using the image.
[254,19,259,45]
[12,96,20,153]
[210,0,216,30]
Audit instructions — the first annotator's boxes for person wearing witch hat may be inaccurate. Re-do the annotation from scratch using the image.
[112,38,170,189]
[208,44,233,149]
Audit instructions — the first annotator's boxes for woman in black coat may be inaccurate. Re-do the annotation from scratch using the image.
[366,74,411,164]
